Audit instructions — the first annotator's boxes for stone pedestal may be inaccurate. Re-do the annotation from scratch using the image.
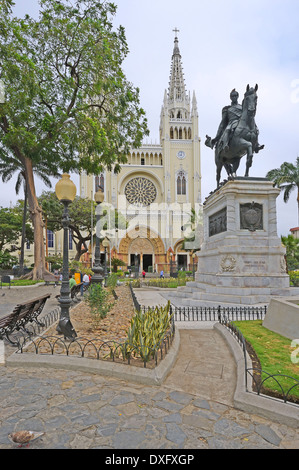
[193,177,298,304]
[164,177,299,307]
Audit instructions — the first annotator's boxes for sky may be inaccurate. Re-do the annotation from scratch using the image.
[1,0,299,237]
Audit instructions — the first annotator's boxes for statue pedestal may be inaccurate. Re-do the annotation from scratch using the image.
[167,178,299,307]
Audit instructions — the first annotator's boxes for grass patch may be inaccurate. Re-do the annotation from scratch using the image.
[232,320,299,402]
[1,279,44,286]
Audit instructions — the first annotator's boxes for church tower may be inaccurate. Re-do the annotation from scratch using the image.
[160,30,201,207]
[79,31,201,273]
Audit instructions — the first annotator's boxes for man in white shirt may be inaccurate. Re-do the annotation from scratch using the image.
[82,273,90,295]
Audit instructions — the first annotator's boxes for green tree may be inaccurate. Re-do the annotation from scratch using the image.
[266,157,299,225]
[0,205,32,252]
[0,156,58,275]
[39,190,128,261]
[0,0,148,279]
[281,234,299,271]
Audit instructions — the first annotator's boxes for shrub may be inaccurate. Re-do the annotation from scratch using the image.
[126,301,173,362]
[84,284,114,325]
[289,270,299,286]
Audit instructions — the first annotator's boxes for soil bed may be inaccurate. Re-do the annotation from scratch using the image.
[22,284,166,369]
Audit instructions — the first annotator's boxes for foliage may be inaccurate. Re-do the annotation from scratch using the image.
[183,206,203,251]
[288,270,299,287]
[126,302,173,362]
[266,157,299,224]
[106,273,118,291]
[142,277,193,288]
[39,190,129,261]
[281,235,299,271]
[45,254,63,271]
[0,0,148,278]
[129,278,141,288]
[232,320,299,400]
[0,205,33,252]
[111,257,126,272]
[0,249,18,269]
[84,283,114,326]
[0,0,148,173]
[0,278,43,286]
[69,259,92,276]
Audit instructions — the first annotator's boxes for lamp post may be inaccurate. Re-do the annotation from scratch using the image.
[102,237,109,287]
[55,173,77,340]
[91,188,104,285]
[135,252,139,279]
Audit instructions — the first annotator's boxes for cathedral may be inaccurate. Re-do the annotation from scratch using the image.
[79,32,202,274]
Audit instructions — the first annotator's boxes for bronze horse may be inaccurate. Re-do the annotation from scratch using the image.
[207,84,264,188]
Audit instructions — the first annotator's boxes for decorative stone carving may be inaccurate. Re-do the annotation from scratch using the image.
[240,202,263,231]
[209,207,227,237]
[220,255,236,272]
[125,177,157,207]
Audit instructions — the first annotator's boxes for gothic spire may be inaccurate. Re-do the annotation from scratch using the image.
[168,29,188,103]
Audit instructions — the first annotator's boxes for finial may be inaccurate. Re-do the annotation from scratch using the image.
[173,27,180,38]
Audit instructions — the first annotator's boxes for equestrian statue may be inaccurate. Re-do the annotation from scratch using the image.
[205,85,264,188]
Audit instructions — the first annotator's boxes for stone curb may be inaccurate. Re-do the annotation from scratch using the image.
[5,327,181,387]
[214,322,299,428]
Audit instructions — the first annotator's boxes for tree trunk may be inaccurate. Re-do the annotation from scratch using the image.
[19,179,28,277]
[23,157,50,280]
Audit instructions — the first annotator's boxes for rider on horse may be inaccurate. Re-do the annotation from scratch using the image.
[206,88,263,155]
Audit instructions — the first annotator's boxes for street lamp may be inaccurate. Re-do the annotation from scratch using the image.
[55,173,77,340]
[91,187,104,284]
[135,252,139,279]
[102,237,110,286]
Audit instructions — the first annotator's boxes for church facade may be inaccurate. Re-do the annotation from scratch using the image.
[80,33,202,273]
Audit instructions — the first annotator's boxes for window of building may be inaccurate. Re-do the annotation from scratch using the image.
[177,170,187,195]
[47,230,54,248]
[95,173,105,193]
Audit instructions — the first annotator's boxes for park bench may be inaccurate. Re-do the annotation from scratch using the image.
[43,274,60,286]
[1,275,12,288]
[71,282,84,302]
[0,293,51,346]
[55,282,89,304]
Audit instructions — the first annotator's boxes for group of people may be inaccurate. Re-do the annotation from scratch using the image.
[66,272,90,296]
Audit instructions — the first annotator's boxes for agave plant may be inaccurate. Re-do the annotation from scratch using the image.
[126,302,173,362]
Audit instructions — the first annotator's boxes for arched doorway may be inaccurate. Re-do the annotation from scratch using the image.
[118,227,165,273]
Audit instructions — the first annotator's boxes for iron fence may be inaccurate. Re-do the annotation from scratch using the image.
[139,304,267,322]
[219,315,299,406]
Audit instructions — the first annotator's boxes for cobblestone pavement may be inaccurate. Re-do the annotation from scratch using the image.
[0,284,62,318]
[0,285,298,450]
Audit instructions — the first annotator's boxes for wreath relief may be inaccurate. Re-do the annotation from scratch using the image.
[220,255,237,272]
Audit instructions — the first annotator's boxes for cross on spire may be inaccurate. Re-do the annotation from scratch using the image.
[173,27,180,38]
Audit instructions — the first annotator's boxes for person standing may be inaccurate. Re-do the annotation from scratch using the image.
[82,272,90,295]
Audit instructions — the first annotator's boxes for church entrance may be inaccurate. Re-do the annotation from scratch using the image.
[142,254,153,272]
[177,254,187,271]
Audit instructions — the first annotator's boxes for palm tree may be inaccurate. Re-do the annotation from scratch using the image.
[266,157,299,225]
[0,157,58,276]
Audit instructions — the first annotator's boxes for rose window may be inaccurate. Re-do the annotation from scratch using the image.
[125,177,157,207]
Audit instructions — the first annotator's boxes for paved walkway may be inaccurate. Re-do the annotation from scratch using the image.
[0,285,298,449]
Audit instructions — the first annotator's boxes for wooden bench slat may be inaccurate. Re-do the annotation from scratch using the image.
[0,293,51,345]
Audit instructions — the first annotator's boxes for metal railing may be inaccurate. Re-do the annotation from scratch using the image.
[219,315,299,406]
